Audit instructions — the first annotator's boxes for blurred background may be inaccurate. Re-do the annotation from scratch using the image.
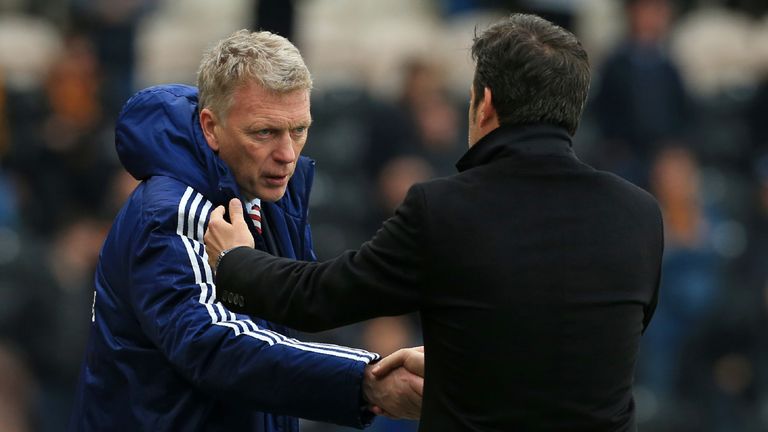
[0,0,767,430]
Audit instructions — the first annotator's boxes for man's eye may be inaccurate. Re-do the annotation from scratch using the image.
[254,129,273,138]
[292,126,307,135]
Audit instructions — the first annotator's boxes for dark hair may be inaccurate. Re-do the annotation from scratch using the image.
[471,13,590,135]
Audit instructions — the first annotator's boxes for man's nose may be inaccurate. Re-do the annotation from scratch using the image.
[272,132,296,163]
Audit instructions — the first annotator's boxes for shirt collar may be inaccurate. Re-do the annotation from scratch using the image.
[244,197,262,211]
[456,123,574,173]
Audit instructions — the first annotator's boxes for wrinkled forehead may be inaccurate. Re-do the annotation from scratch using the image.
[226,83,311,125]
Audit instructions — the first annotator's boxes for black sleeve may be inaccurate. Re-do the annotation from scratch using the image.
[216,185,428,332]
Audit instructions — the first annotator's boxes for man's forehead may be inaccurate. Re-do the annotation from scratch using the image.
[231,85,311,125]
[242,105,312,126]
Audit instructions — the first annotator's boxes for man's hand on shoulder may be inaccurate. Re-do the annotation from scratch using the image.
[205,198,255,271]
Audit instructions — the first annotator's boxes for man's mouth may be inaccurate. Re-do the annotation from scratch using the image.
[264,174,289,186]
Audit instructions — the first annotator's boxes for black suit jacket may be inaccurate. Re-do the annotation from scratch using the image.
[216,124,664,431]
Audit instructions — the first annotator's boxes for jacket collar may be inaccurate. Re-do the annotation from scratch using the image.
[456,123,574,172]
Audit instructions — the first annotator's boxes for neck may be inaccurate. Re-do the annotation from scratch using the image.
[469,123,500,149]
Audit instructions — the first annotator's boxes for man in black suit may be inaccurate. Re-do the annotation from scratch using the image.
[205,13,663,431]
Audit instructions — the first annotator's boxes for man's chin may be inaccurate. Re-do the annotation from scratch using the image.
[256,187,288,203]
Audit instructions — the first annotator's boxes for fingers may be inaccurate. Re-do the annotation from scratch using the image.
[372,347,425,378]
[228,198,245,227]
[209,205,226,224]
[205,205,226,269]
[204,200,256,273]
[369,367,422,420]
[206,249,217,271]
[402,350,424,378]
[371,349,407,377]
[402,385,422,419]
[408,374,424,397]
[393,369,423,420]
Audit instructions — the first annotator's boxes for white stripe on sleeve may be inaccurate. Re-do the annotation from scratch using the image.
[176,188,378,362]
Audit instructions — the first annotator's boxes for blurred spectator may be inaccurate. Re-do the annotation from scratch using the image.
[665,156,768,432]
[70,0,154,115]
[10,34,116,237]
[0,72,17,229]
[749,76,768,159]
[367,155,434,234]
[0,216,107,431]
[362,59,464,180]
[0,68,8,159]
[636,146,723,429]
[592,0,691,188]
[397,59,465,178]
[44,35,101,131]
[0,174,17,229]
[0,342,36,432]
[40,217,107,431]
[378,156,433,212]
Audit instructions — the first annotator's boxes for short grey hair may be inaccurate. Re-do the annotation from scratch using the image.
[196,29,312,119]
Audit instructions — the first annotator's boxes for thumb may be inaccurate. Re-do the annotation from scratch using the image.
[228,199,246,226]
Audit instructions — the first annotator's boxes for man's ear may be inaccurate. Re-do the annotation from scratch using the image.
[199,107,220,152]
[479,86,498,128]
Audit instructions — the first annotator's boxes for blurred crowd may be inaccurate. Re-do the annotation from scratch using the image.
[0,0,767,431]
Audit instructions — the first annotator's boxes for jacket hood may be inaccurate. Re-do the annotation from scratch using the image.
[116,84,235,203]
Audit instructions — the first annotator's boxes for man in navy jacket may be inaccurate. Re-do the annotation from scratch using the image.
[207,15,664,431]
[68,30,423,431]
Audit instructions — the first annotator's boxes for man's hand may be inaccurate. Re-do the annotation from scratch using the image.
[372,346,424,379]
[363,347,425,419]
[205,198,254,271]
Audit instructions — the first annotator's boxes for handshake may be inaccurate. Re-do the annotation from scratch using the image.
[363,347,425,420]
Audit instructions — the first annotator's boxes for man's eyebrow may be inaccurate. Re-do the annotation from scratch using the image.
[242,125,271,133]
[286,118,312,130]
[243,118,312,131]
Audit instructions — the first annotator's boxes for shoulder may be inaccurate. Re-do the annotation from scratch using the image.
[142,176,194,210]
[593,169,663,225]
[410,172,476,202]
[138,177,213,233]
[598,169,658,203]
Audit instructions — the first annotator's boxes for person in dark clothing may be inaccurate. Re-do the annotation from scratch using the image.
[592,0,691,188]
[206,14,664,431]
